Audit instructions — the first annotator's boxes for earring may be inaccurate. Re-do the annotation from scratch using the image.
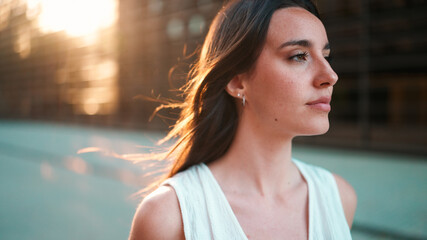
[237,93,246,107]
[236,93,245,107]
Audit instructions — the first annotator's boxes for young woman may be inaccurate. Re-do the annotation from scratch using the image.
[129,0,357,239]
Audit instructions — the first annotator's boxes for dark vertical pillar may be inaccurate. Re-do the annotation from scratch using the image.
[359,0,370,147]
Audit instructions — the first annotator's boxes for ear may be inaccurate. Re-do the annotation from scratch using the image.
[226,74,245,97]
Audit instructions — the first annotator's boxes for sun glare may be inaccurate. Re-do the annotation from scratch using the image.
[29,0,117,36]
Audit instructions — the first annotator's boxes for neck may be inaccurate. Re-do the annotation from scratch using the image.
[211,116,301,198]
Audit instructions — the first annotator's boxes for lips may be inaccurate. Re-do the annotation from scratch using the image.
[306,96,331,112]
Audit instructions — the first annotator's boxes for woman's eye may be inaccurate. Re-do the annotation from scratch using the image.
[289,52,308,62]
[324,55,332,64]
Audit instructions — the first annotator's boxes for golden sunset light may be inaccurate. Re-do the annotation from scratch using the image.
[27,0,117,36]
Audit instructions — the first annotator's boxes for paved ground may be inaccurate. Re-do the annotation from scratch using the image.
[0,120,425,240]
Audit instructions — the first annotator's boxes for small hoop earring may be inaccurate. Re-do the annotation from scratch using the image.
[242,95,245,107]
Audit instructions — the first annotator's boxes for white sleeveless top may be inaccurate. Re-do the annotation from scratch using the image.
[162,159,352,240]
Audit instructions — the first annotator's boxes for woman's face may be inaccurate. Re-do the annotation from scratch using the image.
[241,7,338,138]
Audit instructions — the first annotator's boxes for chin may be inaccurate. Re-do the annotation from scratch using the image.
[299,122,330,136]
[315,125,330,135]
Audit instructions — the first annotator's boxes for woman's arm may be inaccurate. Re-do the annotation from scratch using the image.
[333,174,358,229]
[128,186,184,240]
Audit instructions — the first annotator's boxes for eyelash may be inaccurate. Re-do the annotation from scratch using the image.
[289,52,333,64]
[289,52,309,62]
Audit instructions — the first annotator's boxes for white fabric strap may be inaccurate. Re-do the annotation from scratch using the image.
[162,159,352,240]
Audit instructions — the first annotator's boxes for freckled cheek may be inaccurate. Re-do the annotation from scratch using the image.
[275,82,299,104]
[248,67,301,111]
[266,86,290,120]
[272,82,305,121]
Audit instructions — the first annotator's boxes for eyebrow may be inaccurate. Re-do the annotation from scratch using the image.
[278,39,330,50]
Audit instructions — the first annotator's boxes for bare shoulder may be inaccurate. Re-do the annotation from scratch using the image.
[333,173,357,229]
[128,185,184,240]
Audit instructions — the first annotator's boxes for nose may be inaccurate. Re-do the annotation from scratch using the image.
[314,57,338,88]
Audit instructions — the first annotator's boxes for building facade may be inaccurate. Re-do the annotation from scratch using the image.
[0,0,426,154]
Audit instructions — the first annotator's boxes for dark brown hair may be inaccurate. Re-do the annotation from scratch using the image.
[157,0,320,178]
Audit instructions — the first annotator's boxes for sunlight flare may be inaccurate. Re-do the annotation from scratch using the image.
[28,0,117,36]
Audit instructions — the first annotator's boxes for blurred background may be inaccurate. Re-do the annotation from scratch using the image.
[0,0,426,239]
